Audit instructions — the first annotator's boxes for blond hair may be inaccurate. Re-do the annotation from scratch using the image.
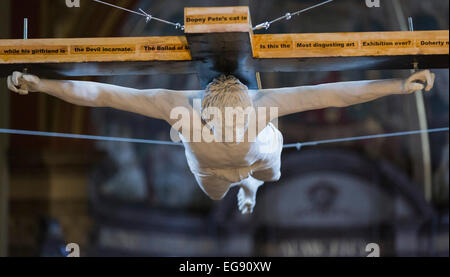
[201,75,253,142]
[202,75,252,114]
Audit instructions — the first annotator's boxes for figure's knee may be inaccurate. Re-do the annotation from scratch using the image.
[252,167,281,182]
[195,175,231,201]
[271,170,281,182]
[208,192,226,201]
[266,170,281,182]
[204,186,230,200]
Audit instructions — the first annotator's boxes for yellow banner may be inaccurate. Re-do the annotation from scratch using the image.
[417,39,449,48]
[70,45,136,54]
[257,41,293,51]
[185,13,248,25]
[295,41,358,49]
[361,39,414,48]
[140,43,189,52]
[0,46,68,55]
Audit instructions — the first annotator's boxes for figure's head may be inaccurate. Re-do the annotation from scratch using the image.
[201,75,253,142]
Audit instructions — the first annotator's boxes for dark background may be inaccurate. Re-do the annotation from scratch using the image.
[0,0,448,257]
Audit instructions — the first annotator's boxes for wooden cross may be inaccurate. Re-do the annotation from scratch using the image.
[0,6,448,89]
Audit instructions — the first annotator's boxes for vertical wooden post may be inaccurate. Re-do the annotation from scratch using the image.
[184,6,258,88]
[392,0,433,200]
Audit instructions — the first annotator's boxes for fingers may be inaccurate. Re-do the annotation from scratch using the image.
[7,76,17,92]
[416,70,433,91]
[425,72,435,92]
[409,70,427,83]
[12,71,22,87]
[7,72,29,95]
[407,70,435,93]
[22,74,39,84]
[409,83,425,92]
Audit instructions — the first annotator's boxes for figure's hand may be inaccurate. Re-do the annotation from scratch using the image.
[7,71,40,95]
[403,70,435,94]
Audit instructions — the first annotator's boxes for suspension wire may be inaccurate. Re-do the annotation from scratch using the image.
[283,128,450,151]
[93,0,333,31]
[91,0,184,30]
[0,127,448,150]
[253,0,334,31]
[0,128,183,146]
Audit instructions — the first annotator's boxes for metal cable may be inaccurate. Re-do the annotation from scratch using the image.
[92,0,184,30]
[0,127,448,150]
[0,128,183,146]
[283,128,449,151]
[253,0,334,31]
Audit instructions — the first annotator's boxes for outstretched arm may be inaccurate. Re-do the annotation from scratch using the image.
[254,70,435,119]
[7,71,200,123]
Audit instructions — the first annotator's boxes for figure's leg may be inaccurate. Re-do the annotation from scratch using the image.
[251,166,281,182]
[237,156,281,214]
[237,176,264,214]
[251,159,281,182]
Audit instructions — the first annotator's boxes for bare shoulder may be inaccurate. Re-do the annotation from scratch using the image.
[139,88,203,102]
[180,89,204,100]
[249,89,264,102]
[139,88,198,95]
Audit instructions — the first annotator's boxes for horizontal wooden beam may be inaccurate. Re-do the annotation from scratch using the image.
[253,30,449,58]
[0,31,448,82]
[184,7,257,88]
[0,36,191,64]
[1,31,447,65]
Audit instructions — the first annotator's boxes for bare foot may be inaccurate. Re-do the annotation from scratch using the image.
[237,177,264,214]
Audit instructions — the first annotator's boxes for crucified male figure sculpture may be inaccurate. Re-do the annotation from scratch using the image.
[7,70,435,214]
